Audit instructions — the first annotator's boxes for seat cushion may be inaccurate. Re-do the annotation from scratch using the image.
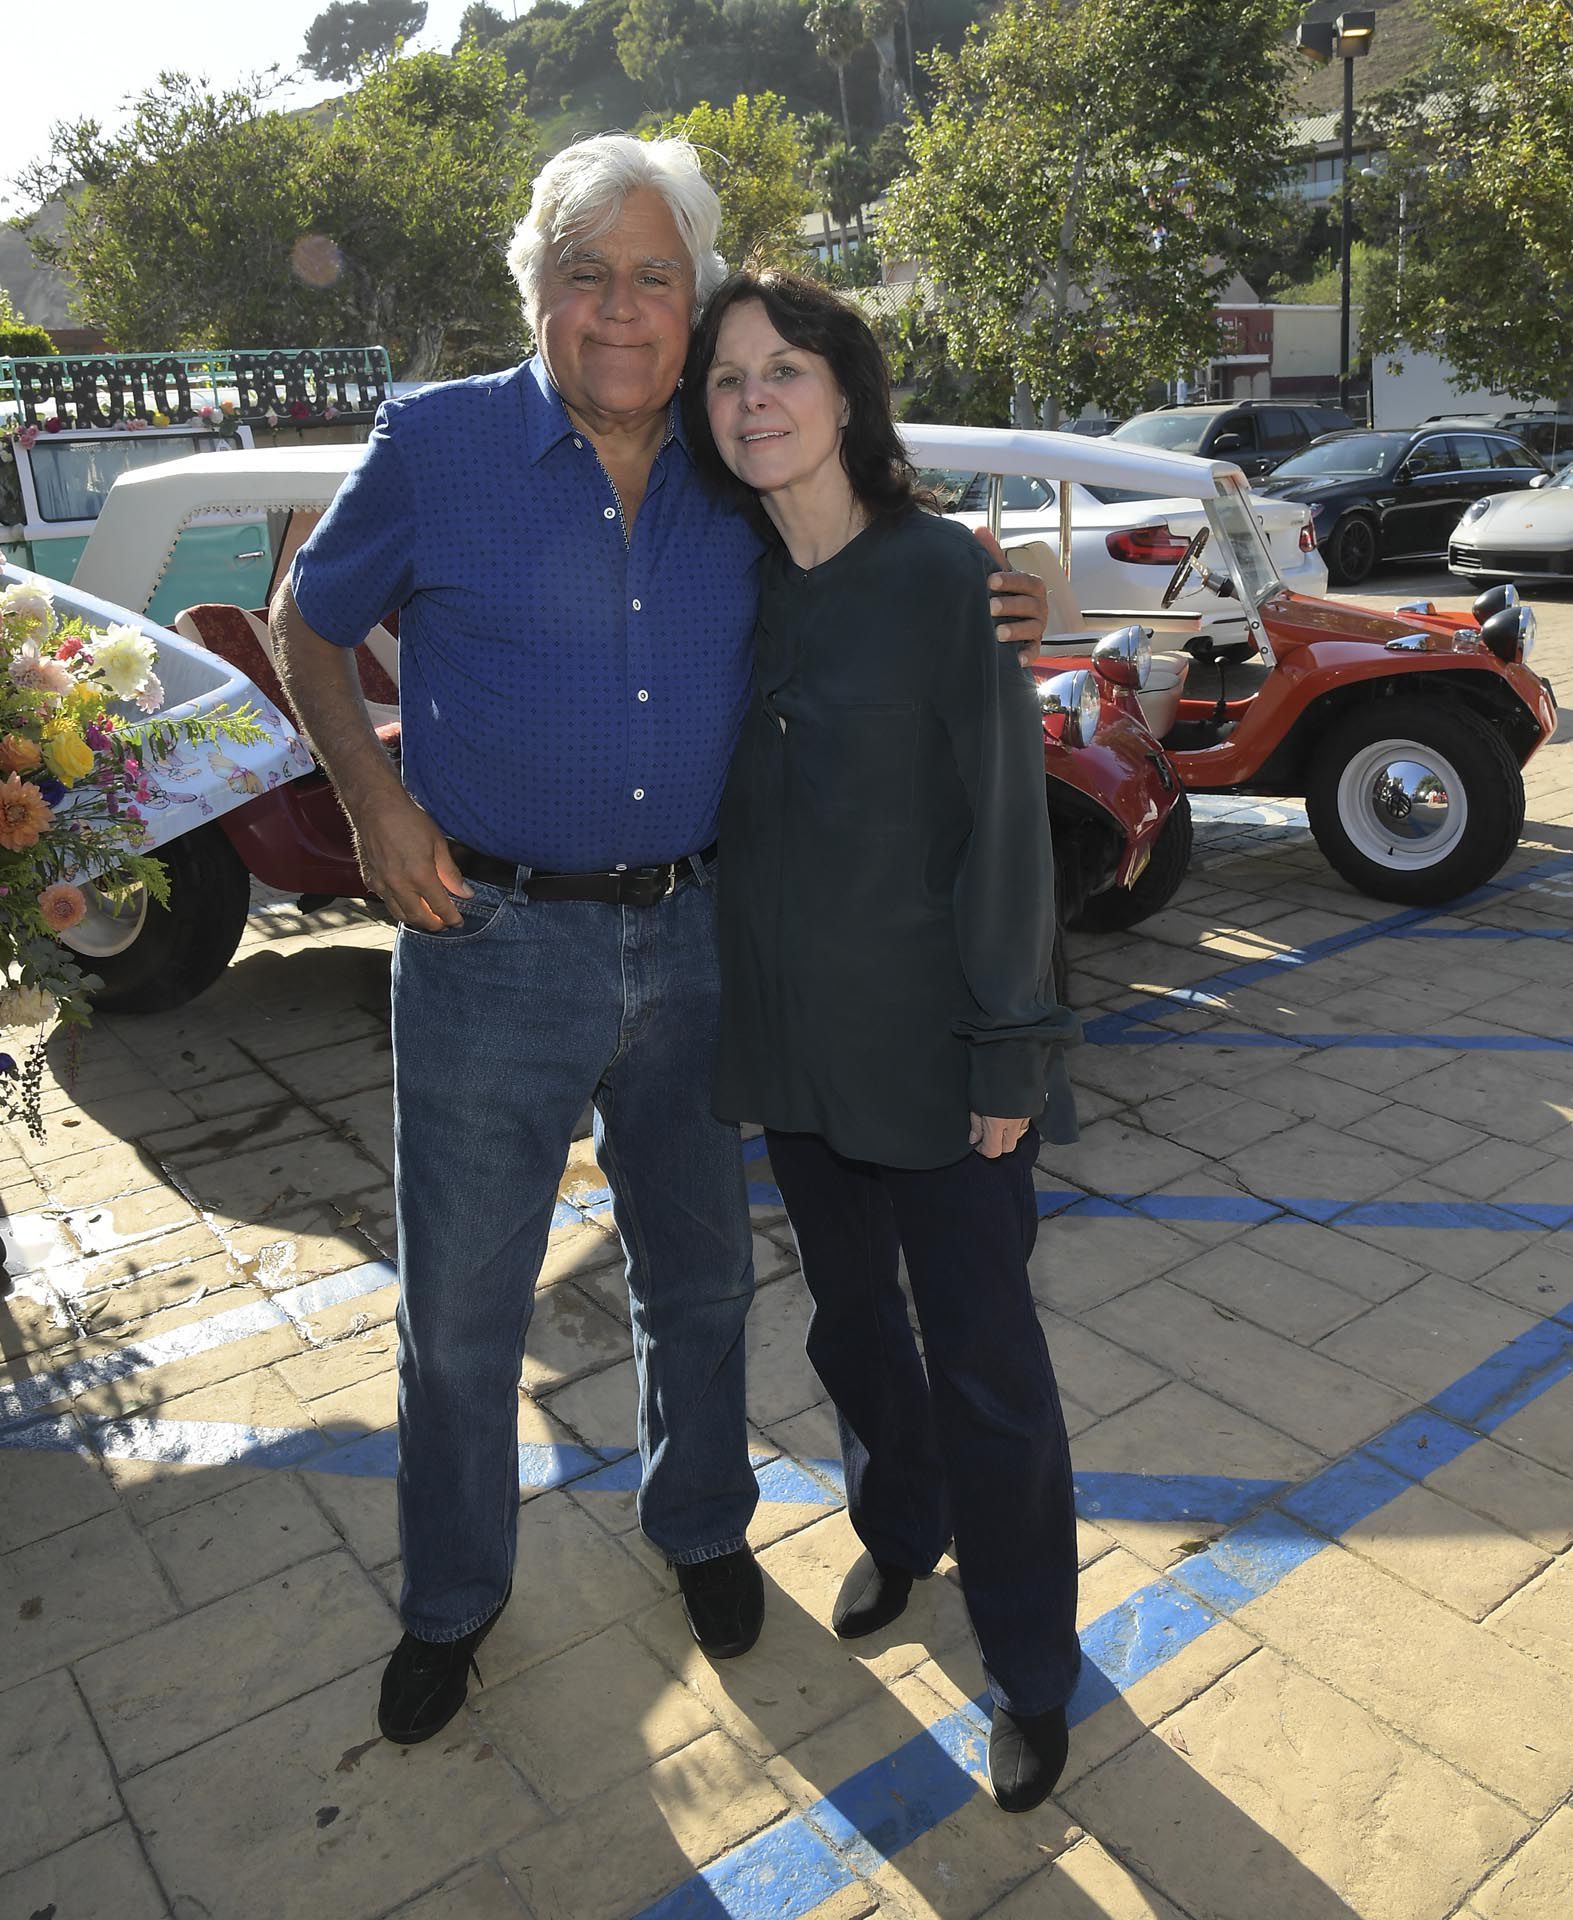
[1135,651,1190,739]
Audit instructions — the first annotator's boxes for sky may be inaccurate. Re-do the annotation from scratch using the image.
[0,0,486,213]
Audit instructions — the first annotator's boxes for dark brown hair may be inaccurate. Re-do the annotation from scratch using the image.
[681,269,922,529]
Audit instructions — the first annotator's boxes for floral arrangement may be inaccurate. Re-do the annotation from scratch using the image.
[0,579,265,1137]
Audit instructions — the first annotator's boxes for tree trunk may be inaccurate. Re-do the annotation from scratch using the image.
[1043,140,1089,431]
[900,0,916,96]
[836,63,851,141]
[872,29,901,123]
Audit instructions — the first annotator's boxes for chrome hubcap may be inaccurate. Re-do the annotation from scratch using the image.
[1337,739,1467,870]
[60,884,149,960]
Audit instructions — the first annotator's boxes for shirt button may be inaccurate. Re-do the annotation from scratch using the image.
[633,788,645,800]
[615,862,627,871]
[603,506,616,520]
[631,598,642,611]
[573,437,583,448]
[637,689,649,702]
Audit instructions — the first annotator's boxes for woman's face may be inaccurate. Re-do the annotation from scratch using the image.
[704,299,850,505]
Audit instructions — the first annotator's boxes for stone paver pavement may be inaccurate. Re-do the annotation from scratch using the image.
[3,569,1571,1919]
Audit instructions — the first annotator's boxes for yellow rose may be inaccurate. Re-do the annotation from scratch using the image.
[42,726,96,786]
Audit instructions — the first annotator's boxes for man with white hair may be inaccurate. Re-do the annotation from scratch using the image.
[273,134,1047,1747]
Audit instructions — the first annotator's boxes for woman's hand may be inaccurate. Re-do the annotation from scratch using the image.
[969,1113,1033,1159]
[971,525,1049,660]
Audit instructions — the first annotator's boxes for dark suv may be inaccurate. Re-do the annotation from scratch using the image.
[1423,411,1573,472]
[1111,400,1355,480]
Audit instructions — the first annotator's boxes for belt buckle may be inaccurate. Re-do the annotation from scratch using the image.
[663,860,679,900]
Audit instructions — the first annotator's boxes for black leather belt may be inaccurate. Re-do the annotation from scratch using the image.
[448,841,715,907]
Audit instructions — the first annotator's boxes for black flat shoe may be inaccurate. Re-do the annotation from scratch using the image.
[831,1551,915,1639]
[988,1702,1069,1813]
[674,1546,764,1659]
[378,1584,511,1746]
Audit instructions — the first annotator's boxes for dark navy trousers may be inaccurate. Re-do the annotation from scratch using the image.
[765,1125,1082,1716]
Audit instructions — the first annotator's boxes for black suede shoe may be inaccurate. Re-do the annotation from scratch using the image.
[988,1702,1069,1813]
[831,1551,915,1639]
[674,1547,764,1659]
[378,1585,511,1746]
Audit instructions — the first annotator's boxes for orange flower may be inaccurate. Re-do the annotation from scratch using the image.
[0,733,42,774]
[38,882,88,931]
[0,773,53,851]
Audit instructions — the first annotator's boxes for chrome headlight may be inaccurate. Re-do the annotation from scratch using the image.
[1039,668,1101,746]
[1459,498,1492,528]
[1091,623,1153,690]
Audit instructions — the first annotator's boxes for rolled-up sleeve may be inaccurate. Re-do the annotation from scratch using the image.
[933,560,1080,1136]
[289,404,417,649]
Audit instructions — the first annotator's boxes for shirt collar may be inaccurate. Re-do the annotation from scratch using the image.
[524,352,689,466]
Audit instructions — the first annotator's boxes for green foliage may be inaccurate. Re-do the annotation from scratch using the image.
[617,0,721,108]
[808,0,866,135]
[882,0,1298,424]
[1356,0,1573,404]
[873,294,1012,424]
[453,1,508,48]
[0,289,56,358]
[1270,239,1379,307]
[17,46,537,379]
[302,0,429,82]
[815,237,882,285]
[656,94,812,267]
[496,0,626,113]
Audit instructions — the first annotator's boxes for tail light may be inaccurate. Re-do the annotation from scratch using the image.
[1105,523,1191,565]
[1299,519,1318,552]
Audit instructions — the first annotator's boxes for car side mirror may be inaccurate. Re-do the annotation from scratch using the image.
[1530,472,1551,489]
[1212,432,1245,453]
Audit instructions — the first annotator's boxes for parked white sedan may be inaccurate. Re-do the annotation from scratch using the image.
[1450,465,1573,583]
[919,466,1328,618]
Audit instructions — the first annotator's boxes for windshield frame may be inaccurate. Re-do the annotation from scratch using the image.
[1204,470,1285,657]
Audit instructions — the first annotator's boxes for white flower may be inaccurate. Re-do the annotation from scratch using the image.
[92,624,159,700]
[134,670,164,714]
[0,983,58,1029]
[0,581,54,639]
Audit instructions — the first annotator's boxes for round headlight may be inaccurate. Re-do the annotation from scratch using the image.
[1478,602,1533,664]
[1472,581,1519,625]
[1459,498,1491,527]
[1039,668,1102,746]
[1091,623,1153,690]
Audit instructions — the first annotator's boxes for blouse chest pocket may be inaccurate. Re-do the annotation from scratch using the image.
[796,700,921,835]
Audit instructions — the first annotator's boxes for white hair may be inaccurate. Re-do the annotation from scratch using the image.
[507,135,727,327]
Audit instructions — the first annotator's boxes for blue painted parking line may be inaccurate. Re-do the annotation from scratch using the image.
[1088,1025,1573,1053]
[1034,1188,1572,1232]
[633,1298,1573,1920]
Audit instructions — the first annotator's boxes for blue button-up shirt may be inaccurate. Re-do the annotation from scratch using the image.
[290,356,763,868]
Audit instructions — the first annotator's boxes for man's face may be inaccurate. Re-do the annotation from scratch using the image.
[535,187,695,434]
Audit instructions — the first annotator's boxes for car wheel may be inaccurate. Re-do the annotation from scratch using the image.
[1071,790,1194,933]
[61,823,252,1014]
[1327,514,1378,586]
[1305,699,1525,905]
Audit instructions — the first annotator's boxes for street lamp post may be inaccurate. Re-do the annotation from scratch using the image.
[1298,10,1377,415]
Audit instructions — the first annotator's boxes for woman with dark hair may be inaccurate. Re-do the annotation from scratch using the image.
[682,270,1083,1813]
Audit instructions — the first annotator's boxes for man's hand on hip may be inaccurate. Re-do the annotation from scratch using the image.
[352,791,473,929]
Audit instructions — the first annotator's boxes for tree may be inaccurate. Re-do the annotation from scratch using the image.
[302,0,429,82]
[17,46,538,379]
[880,0,1296,425]
[615,0,720,110]
[1356,0,1573,405]
[814,141,874,258]
[453,1,507,48]
[861,0,904,124]
[807,0,865,140]
[656,94,813,269]
[0,287,56,358]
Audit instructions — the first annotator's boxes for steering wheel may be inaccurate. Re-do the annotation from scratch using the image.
[1161,526,1211,609]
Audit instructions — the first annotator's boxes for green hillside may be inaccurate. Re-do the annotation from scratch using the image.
[1291,0,1440,115]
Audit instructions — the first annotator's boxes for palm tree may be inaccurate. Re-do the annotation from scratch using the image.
[861,0,904,124]
[807,0,865,143]
[816,141,875,262]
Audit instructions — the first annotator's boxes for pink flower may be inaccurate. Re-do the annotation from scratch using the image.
[8,641,74,697]
[122,755,140,775]
[264,408,280,429]
[38,882,87,931]
[199,404,215,421]
[134,671,164,714]
[55,636,83,660]
[290,400,311,421]
[323,405,338,422]
[127,417,149,431]
[17,425,39,450]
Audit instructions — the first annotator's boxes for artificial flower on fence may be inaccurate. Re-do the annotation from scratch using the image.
[0,580,267,1137]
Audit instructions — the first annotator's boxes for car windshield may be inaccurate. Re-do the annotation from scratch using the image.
[1549,465,1573,491]
[1271,434,1407,480]
[1112,413,1214,453]
[28,432,223,524]
[1211,479,1284,609]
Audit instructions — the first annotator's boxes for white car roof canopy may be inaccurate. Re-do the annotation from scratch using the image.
[899,423,1243,497]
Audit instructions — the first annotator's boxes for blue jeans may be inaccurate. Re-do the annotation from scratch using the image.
[390,863,757,1641]
[765,1125,1081,1717]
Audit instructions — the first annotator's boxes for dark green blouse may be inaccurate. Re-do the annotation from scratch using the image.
[713,507,1079,1170]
